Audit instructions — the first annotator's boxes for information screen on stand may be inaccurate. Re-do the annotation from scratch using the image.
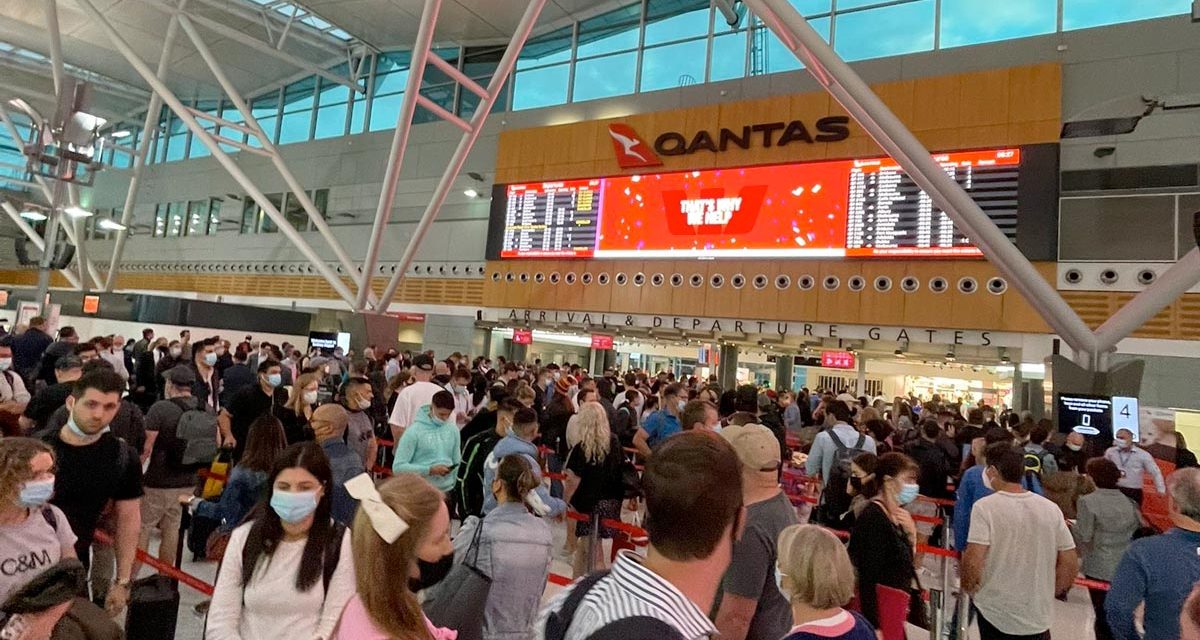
[1056,393,1140,443]
[488,147,1045,260]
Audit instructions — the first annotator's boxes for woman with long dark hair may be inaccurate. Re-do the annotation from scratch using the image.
[206,442,355,640]
[191,414,287,533]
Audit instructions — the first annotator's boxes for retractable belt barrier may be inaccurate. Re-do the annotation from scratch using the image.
[92,531,216,596]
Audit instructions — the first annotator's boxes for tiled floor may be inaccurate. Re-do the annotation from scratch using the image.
[147,516,1098,640]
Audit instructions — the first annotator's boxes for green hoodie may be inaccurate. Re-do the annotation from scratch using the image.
[392,405,461,492]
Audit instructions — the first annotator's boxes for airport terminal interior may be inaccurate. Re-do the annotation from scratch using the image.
[1,0,1200,639]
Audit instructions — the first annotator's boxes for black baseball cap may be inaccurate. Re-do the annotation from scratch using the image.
[412,353,434,371]
[165,365,196,386]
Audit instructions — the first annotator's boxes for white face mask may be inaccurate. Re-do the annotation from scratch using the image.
[1066,443,1083,452]
[357,398,371,411]
[0,358,11,372]
[981,468,994,491]
[302,390,318,405]
[170,347,182,358]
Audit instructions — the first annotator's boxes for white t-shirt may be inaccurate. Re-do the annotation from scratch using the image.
[967,490,1075,635]
[206,521,356,640]
[388,380,444,431]
[0,505,76,603]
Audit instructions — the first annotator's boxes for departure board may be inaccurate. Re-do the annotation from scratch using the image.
[485,145,1051,260]
[499,179,601,258]
[844,149,1020,257]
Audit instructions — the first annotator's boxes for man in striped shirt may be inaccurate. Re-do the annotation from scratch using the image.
[538,431,745,640]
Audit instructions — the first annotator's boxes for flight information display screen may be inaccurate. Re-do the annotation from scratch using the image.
[486,146,1045,260]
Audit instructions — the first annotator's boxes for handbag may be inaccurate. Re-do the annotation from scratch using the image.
[422,519,493,640]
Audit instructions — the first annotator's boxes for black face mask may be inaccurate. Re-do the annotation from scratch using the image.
[849,476,864,493]
[409,552,454,592]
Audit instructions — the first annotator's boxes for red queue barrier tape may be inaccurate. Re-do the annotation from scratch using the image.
[93,531,216,596]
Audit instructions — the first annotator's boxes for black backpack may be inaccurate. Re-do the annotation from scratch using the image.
[818,428,867,527]
[544,571,684,640]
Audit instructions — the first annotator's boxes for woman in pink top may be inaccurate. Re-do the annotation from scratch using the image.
[334,473,456,640]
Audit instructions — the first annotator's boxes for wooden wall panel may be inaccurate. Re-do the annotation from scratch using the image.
[556,265,585,311]
[609,261,643,315]
[738,261,783,322]
[776,266,820,321]
[703,261,743,319]
[946,262,1005,329]
[816,262,864,324]
[672,266,709,318]
[858,262,906,327]
[998,263,1055,333]
[577,263,612,313]
[900,262,951,328]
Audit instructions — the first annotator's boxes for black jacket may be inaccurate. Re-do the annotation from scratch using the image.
[905,437,955,500]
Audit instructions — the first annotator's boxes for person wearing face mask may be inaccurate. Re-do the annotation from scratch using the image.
[139,366,207,569]
[219,360,288,463]
[961,444,1078,640]
[1056,430,1089,473]
[0,437,77,603]
[613,389,642,448]
[457,397,522,519]
[482,408,566,519]
[447,366,475,428]
[277,372,322,445]
[777,525,877,640]
[1105,428,1165,505]
[712,423,798,640]
[846,452,925,629]
[42,369,143,616]
[392,391,462,496]
[153,339,187,398]
[339,376,379,472]
[207,442,355,640]
[189,337,223,415]
[0,339,30,436]
[96,335,129,383]
[632,382,686,459]
[332,473,455,640]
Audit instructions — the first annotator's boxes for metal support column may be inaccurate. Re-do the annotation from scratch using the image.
[373,0,548,312]
[104,0,186,291]
[1093,248,1200,351]
[44,0,66,97]
[1,202,80,289]
[73,0,359,307]
[34,180,65,306]
[354,0,442,310]
[855,353,866,396]
[741,0,1098,356]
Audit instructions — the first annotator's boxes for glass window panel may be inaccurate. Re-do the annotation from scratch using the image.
[512,63,569,110]
[261,194,282,233]
[282,76,317,112]
[644,2,710,46]
[751,17,827,75]
[208,199,222,235]
[837,0,899,8]
[576,4,642,58]
[154,204,167,237]
[249,117,278,147]
[834,1,934,62]
[312,189,329,217]
[793,0,832,14]
[166,202,185,237]
[349,96,367,133]
[710,30,747,81]
[415,84,457,124]
[317,80,350,107]
[375,51,411,75]
[369,92,403,131]
[373,69,409,96]
[219,102,246,146]
[240,199,257,234]
[165,134,187,162]
[1062,0,1187,31]
[251,91,280,119]
[940,0,1057,48]
[572,52,637,102]
[458,79,509,117]
[641,38,707,92]
[282,192,308,231]
[517,25,573,70]
[187,199,208,236]
[314,104,348,139]
[278,110,312,144]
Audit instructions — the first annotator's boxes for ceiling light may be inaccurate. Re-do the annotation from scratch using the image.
[98,219,126,231]
[19,210,46,221]
[64,206,93,218]
[110,130,132,139]
[463,188,479,198]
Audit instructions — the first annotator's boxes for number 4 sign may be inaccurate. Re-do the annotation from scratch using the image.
[1112,396,1140,441]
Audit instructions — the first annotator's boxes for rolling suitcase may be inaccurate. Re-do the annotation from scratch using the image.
[124,509,189,640]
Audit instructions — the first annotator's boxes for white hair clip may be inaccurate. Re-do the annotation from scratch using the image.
[345,473,409,543]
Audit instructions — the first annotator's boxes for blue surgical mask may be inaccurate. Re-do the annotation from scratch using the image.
[204,352,218,366]
[266,373,282,388]
[18,478,55,508]
[677,400,686,412]
[270,489,320,524]
[898,482,920,505]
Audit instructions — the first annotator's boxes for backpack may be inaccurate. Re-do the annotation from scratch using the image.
[1022,450,1049,492]
[818,428,868,528]
[544,570,684,640]
[457,430,502,519]
[172,399,219,466]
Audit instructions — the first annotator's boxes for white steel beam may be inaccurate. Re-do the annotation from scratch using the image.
[175,13,368,298]
[44,0,66,98]
[73,0,359,308]
[353,0,443,310]
[742,0,1099,355]
[1093,248,1200,352]
[63,181,104,289]
[1,201,83,289]
[186,0,349,56]
[187,107,256,136]
[415,94,472,133]
[104,0,186,292]
[427,54,489,100]
[374,0,548,312]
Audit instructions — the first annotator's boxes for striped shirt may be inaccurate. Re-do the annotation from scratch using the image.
[537,550,718,640]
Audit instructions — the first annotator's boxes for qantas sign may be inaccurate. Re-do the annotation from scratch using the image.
[606,116,851,169]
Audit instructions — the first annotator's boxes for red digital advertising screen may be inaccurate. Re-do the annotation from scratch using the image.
[489,147,1029,260]
[591,334,614,350]
[821,351,856,370]
[512,329,533,345]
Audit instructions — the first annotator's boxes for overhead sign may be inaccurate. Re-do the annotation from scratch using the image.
[590,334,614,350]
[82,295,100,314]
[488,147,1029,260]
[607,124,662,170]
[821,351,857,370]
[652,117,851,157]
[512,329,533,345]
[389,312,427,323]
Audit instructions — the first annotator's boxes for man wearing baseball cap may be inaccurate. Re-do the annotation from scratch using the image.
[388,352,443,441]
[713,424,798,640]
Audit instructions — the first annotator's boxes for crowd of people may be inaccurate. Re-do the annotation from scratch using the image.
[0,318,1198,640]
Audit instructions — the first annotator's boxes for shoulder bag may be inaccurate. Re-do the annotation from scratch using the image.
[422,518,493,640]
